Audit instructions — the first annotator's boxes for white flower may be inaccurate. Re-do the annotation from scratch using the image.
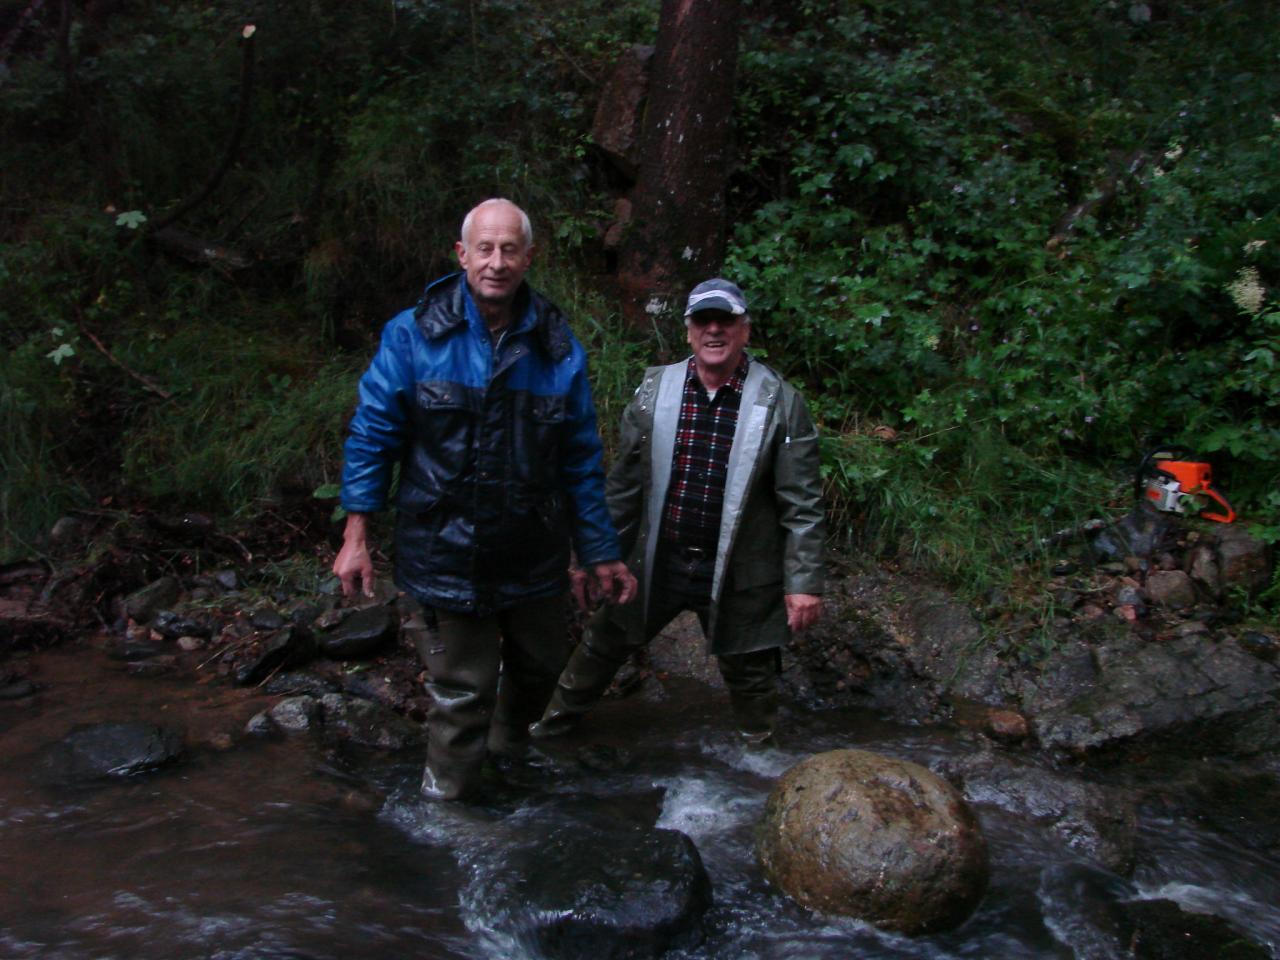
[1226,266,1266,315]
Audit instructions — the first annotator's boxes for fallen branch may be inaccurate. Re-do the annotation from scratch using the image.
[150,26,256,233]
[149,225,253,271]
[78,322,173,399]
[1023,517,1115,558]
[1048,150,1148,245]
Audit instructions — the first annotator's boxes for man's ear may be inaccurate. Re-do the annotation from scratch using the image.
[454,240,467,266]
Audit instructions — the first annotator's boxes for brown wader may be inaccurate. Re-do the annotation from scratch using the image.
[533,544,780,744]
[403,593,569,801]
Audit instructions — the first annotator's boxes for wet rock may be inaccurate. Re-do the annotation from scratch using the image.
[42,722,183,781]
[758,749,988,934]
[127,655,177,676]
[1031,632,1280,758]
[475,810,711,959]
[106,639,168,662]
[1120,898,1269,959]
[1114,585,1146,618]
[1143,763,1280,855]
[0,676,37,700]
[283,599,328,628]
[315,605,396,659]
[1092,505,1177,561]
[213,568,240,591]
[124,576,181,624]
[317,692,425,751]
[244,712,276,737]
[233,625,316,686]
[264,670,340,698]
[1239,631,1278,662]
[1035,862,1135,959]
[1214,525,1271,596]
[249,606,286,631]
[1186,543,1223,596]
[950,700,1029,741]
[939,751,1136,873]
[904,594,1003,705]
[269,695,321,732]
[1144,569,1196,609]
[152,609,212,640]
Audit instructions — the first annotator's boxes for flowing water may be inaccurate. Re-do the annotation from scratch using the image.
[2,643,1277,959]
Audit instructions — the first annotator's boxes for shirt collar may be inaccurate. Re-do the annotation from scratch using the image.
[685,353,750,396]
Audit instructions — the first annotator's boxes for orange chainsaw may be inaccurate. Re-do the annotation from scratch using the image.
[1134,446,1236,523]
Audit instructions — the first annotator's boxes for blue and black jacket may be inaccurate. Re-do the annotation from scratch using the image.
[340,272,621,613]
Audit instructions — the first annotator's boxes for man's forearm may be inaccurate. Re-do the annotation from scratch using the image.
[342,511,370,545]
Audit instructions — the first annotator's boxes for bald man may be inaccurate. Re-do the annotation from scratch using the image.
[334,199,635,800]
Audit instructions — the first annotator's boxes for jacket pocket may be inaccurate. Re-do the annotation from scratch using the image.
[730,555,782,590]
[530,394,567,424]
[416,380,479,412]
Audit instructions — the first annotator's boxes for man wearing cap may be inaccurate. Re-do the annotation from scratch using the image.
[333,198,636,800]
[532,278,825,746]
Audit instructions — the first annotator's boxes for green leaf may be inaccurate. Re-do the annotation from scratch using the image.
[115,210,148,230]
[46,343,76,365]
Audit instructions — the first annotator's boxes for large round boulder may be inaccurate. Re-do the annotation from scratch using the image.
[757,749,988,934]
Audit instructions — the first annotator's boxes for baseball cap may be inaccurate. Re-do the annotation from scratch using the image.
[684,278,748,316]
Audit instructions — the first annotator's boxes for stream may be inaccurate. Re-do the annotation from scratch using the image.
[2,642,1278,959]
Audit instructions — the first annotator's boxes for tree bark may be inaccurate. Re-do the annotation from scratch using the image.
[616,0,740,328]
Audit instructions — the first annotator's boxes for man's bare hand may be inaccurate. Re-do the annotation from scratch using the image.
[784,593,823,632]
[568,566,592,610]
[333,513,375,598]
[588,560,637,606]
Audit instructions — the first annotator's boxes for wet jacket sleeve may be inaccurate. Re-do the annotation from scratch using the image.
[774,389,826,595]
[558,346,623,567]
[339,317,415,514]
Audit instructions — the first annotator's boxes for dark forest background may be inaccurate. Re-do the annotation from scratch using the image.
[2,0,1277,612]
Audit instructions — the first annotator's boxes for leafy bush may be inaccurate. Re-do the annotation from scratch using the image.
[729,0,1280,559]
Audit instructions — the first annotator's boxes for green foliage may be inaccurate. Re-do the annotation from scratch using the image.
[820,421,1114,593]
[1,0,1277,609]
[0,334,88,558]
[117,324,361,513]
[730,0,1280,552]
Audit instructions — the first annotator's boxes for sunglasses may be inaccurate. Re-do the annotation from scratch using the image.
[688,312,743,328]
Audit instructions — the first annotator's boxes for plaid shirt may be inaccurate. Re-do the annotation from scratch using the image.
[660,355,750,547]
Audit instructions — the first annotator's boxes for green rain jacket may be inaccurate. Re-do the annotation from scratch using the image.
[607,355,826,655]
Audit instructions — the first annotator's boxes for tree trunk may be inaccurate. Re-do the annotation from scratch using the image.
[616,0,740,329]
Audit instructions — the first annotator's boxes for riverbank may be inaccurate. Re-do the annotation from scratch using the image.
[2,505,1278,956]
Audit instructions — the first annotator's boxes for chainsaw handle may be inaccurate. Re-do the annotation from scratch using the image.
[1200,486,1236,523]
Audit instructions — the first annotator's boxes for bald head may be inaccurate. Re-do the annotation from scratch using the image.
[455,199,535,326]
[460,198,533,251]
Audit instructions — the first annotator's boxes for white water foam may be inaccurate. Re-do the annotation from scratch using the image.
[654,774,761,841]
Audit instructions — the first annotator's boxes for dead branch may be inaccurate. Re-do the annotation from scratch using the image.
[1049,150,1148,246]
[77,322,173,399]
[150,27,256,232]
[149,225,253,271]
